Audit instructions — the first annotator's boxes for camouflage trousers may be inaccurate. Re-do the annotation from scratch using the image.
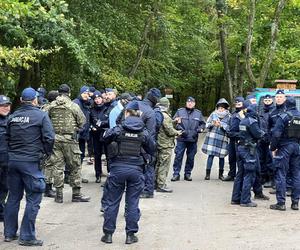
[48,141,82,189]
[42,158,53,185]
[155,147,172,188]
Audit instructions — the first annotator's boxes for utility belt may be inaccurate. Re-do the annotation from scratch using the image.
[237,140,256,146]
[110,162,145,171]
[237,140,257,155]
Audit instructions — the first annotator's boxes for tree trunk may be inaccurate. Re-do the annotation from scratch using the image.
[233,53,245,96]
[245,0,286,87]
[258,0,286,87]
[245,0,258,85]
[216,0,233,102]
[128,7,156,78]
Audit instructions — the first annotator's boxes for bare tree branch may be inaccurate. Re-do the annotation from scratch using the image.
[259,0,286,87]
[245,0,286,87]
[216,0,233,102]
[128,7,156,78]
[245,0,258,85]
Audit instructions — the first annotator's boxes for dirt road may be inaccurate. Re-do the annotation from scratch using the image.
[1,136,300,250]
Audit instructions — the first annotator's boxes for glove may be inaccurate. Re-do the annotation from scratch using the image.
[96,120,102,128]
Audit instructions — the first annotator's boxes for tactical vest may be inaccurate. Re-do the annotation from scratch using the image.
[49,103,77,135]
[107,128,144,161]
[286,112,300,139]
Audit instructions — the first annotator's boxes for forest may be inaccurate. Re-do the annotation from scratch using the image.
[0,0,300,113]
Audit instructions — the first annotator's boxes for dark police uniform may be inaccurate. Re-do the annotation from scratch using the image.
[270,97,300,211]
[231,105,265,206]
[90,97,110,181]
[138,88,161,198]
[226,107,243,179]
[101,110,155,244]
[172,105,206,180]
[0,114,8,221]
[73,93,91,164]
[0,96,11,221]
[258,96,274,185]
[4,100,54,245]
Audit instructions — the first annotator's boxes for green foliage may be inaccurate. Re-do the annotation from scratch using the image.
[1,0,300,113]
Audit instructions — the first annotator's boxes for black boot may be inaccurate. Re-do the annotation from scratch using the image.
[218,169,224,180]
[44,184,56,198]
[270,203,286,211]
[19,239,43,246]
[204,169,211,180]
[101,233,112,244]
[54,188,63,203]
[72,188,91,202]
[125,233,138,244]
[291,203,299,210]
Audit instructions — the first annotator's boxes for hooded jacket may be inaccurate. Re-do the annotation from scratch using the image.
[73,96,91,140]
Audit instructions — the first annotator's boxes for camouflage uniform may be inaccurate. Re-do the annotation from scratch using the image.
[155,110,180,188]
[45,95,86,190]
[41,103,54,185]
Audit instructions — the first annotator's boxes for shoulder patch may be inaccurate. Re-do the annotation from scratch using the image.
[279,113,288,120]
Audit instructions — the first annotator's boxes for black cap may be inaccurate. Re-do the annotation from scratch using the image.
[58,84,70,94]
[264,94,273,99]
[275,89,285,95]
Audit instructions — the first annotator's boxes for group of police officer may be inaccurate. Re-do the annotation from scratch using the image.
[229,90,300,210]
[1,85,300,246]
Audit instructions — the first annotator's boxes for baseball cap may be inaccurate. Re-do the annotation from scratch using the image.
[21,88,38,101]
[0,95,11,105]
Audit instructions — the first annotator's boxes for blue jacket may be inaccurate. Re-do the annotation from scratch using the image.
[73,97,91,140]
[227,109,243,140]
[268,103,285,131]
[174,107,206,142]
[138,99,157,139]
[154,106,164,136]
[7,104,55,162]
[239,107,264,143]
[0,115,8,154]
[104,116,156,167]
[258,103,274,142]
[109,100,124,128]
[270,107,300,151]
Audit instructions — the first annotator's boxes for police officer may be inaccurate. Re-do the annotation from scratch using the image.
[270,97,300,211]
[268,89,287,193]
[171,96,206,181]
[46,84,90,203]
[4,88,55,246]
[0,95,11,222]
[231,104,267,207]
[138,88,162,198]
[37,87,48,107]
[101,100,155,244]
[223,96,244,181]
[258,94,274,187]
[246,94,257,105]
[90,90,107,182]
[269,89,286,131]
[73,86,91,165]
